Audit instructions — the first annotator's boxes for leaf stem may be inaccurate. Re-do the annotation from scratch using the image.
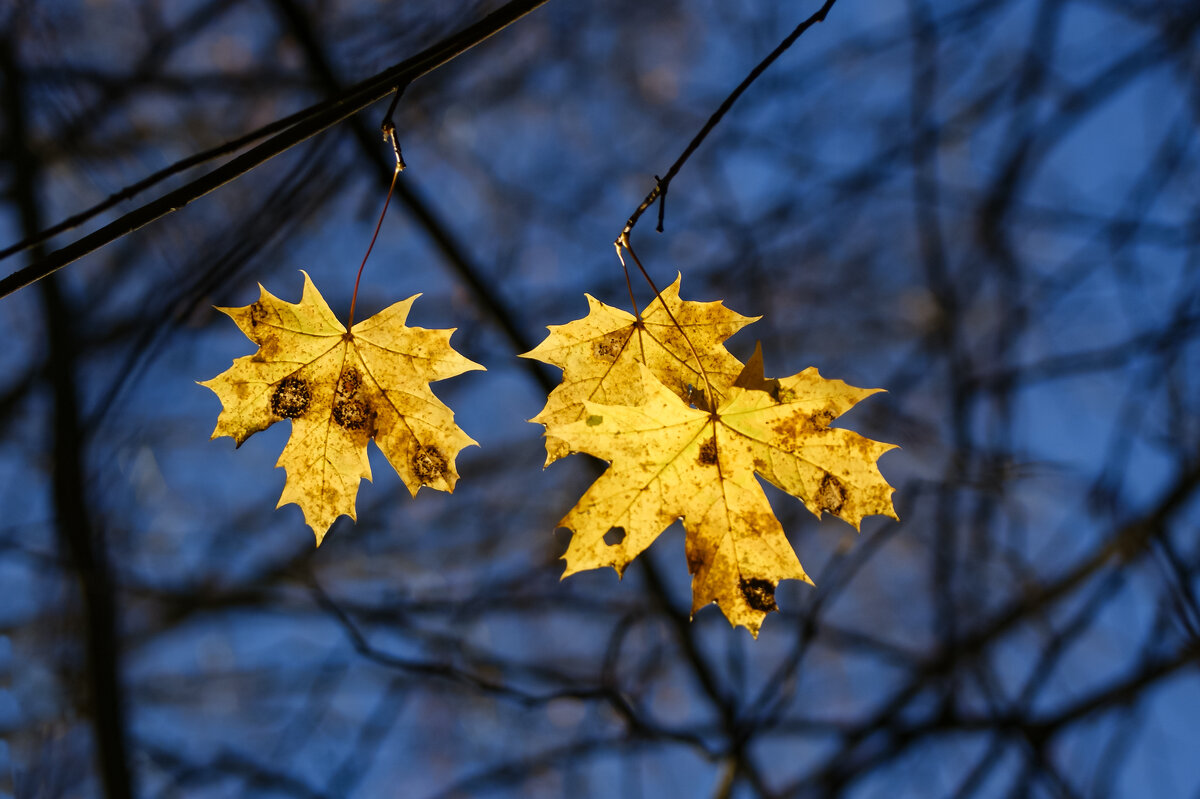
[614,241,642,320]
[348,124,404,330]
[617,239,715,407]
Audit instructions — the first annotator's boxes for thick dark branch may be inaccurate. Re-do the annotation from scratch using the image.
[0,99,306,265]
[0,0,247,262]
[1,41,134,799]
[269,0,551,388]
[0,0,552,300]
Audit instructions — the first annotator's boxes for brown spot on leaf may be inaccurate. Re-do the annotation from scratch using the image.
[771,407,833,441]
[333,398,371,430]
[413,445,447,484]
[256,337,283,361]
[271,377,310,418]
[592,329,631,360]
[332,367,373,431]
[337,366,361,397]
[698,437,717,465]
[603,527,626,546]
[740,578,777,613]
[817,473,846,514]
[249,301,266,328]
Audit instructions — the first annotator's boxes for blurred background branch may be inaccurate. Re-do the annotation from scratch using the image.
[0,0,1197,797]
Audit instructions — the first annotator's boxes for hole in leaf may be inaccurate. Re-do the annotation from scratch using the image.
[603,527,626,546]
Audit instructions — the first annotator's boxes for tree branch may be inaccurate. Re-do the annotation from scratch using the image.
[1,39,134,799]
[268,0,552,388]
[0,0,552,301]
[618,0,838,245]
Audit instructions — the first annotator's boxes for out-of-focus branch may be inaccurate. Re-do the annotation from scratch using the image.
[270,0,551,388]
[141,741,328,799]
[618,0,838,245]
[779,459,1200,797]
[0,0,553,300]
[639,555,775,798]
[1,40,134,799]
[0,0,244,263]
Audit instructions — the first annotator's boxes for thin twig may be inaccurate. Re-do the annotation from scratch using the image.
[617,0,838,246]
[0,0,552,301]
[381,83,408,171]
[269,0,552,391]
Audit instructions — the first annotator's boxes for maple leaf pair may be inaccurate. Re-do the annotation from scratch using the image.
[202,273,896,635]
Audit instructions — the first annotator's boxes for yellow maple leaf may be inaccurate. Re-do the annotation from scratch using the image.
[521,275,756,464]
[200,272,484,543]
[546,347,897,636]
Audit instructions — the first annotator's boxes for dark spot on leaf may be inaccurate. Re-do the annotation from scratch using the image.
[586,414,603,426]
[413,445,447,484]
[817,473,846,514]
[333,398,371,430]
[249,301,266,327]
[337,366,361,397]
[770,415,805,441]
[771,406,836,441]
[271,377,310,418]
[698,437,717,465]
[740,578,777,613]
[592,329,631,360]
[603,527,626,546]
[777,387,796,403]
